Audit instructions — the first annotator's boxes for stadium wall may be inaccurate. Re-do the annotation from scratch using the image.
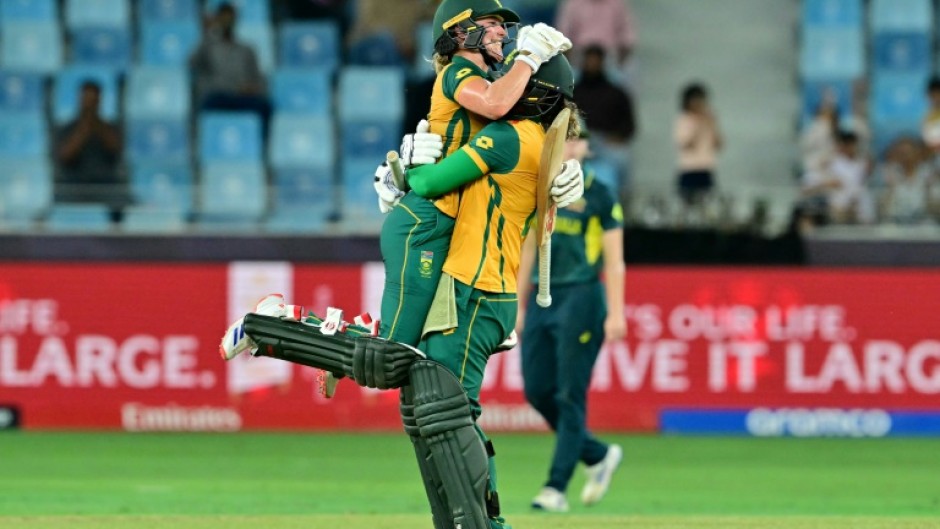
[1,263,938,436]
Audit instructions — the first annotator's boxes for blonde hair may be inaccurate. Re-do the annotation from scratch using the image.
[432,52,452,74]
[564,101,582,140]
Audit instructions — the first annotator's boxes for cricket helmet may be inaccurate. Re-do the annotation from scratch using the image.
[432,0,520,54]
[504,52,575,120]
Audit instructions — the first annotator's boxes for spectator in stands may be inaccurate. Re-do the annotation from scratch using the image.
[556,0,637,89]
[54,80,126,221]
[190,2,272,135]
[875,137,936,225]
[799,92,839,175]
[346,0,436,66]
[799,130,872,227]
[674,82,722,205]
[921,76,940,165]
[574,45,636,197]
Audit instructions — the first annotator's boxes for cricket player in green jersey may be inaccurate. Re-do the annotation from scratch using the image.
[516,129,627,513]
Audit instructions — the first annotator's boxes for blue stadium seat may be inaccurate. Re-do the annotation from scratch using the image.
[588,159,619,192]
[0,113,47,157]
[338,67,405,122]
[45,204,114,232]
[126,119,190,163]
[272,167,334,210]
[237,23,275,73]
[139,0,198,22]
[413,22,435,78]
[870,0,932,33]
[264,211,329,233]
[53,66,119,124]
[271,70,331,115]
[121,206,187,232]
[140,20,200,66]
[198,162,267,221]
[70,27,132,69]
[199,112,262,163]
[872,32,931,72]
[0,22,63,73]
[130,162,194,213]
[801,0,862,29]
[65,0,130,29]
[0,0,57,21]
[269,115,335,170]
[279,21,340,73]
[0,158,52,220]
[800,28,864,80]
[205,0,269,23]
[347,32,405,67]
[0,71,44,113]
[125,66,190,119]
[340,156,385,231]
[341,120,401,158]
[870,72,929,123]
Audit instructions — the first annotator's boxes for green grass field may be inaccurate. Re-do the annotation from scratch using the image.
[1,432,939,528]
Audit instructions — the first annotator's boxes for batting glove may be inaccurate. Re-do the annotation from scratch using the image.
[374,159,405,214]
[551,159,584,208]
[400,119,443,167]
[515,23,573,72]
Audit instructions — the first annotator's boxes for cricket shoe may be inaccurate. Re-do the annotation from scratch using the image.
[581,443,623,505]
[496,330,518,352]
[219,294,305,360]
[531,487,569,513]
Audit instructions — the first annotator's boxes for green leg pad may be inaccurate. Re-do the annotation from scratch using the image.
[401,384,454,529]
[243,313,422,389]
[411,360,490,529]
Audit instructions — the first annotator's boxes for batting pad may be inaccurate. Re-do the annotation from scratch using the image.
[411,360,491,529]
[243,313,423,389]
[401,384,452,529]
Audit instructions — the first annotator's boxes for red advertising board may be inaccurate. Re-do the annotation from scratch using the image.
[1,264,938,432]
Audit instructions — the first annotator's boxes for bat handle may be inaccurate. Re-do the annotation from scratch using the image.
[536,240,552,308]
[386,150,406,190]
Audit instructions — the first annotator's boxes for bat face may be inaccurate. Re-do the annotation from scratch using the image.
[536,107,571,245]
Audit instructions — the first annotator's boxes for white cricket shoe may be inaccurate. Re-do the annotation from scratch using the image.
[496,330,518,352]
[218,294,304,360]
[531,487,569,513]
[581,444,623,505]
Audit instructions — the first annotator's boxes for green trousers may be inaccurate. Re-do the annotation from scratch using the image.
[379,192,455,346]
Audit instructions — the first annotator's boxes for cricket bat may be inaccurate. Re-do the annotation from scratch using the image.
[386,150,406,190]
[534,107,572,308]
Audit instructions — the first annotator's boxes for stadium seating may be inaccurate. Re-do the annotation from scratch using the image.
[121,206,188,232]
[340,156,386,231]
[271,70,332,116]
[0,71,44,113]
[198,162,267,222]
[338,67,405,122]
[53,66,120,123]
[139,20,200,66]
[204,0,269,24]
[44,204,114,233]
[347,32,405,67]
[871,32,931,72]
[266,166,335,232]
[412,22,435,79]
[801,0,863,29]
[799,28,865,80]
[801,78,855,123]
[0,0,57,21]
[126,119,190,163]
[138,0,198,23]
[70,27,132,69]
[278,21,341,73]
[130,162,194,213]
[869,0,932,32]
[198,112,263,163]
[0,22,63,73]
[0,158,52,221]
[340,120,401,158]
[125,66,190,119]
[269,115,335,170]
[237,23,275,73]
[0,114,47,158]
[64,0,130,29]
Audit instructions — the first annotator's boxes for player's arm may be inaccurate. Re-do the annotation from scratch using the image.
[455,62,532,120]
[601,227,626,343]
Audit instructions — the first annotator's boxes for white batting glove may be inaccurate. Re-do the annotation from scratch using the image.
[551,159,584,208]
[400,119,443,167]
[515,23,573,72]
[373,160,405,213]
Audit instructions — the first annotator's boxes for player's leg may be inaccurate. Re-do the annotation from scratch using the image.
[400,383,453,529]
[379,193,455,346]
[416,283,517,529]
[241,313,422,390]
